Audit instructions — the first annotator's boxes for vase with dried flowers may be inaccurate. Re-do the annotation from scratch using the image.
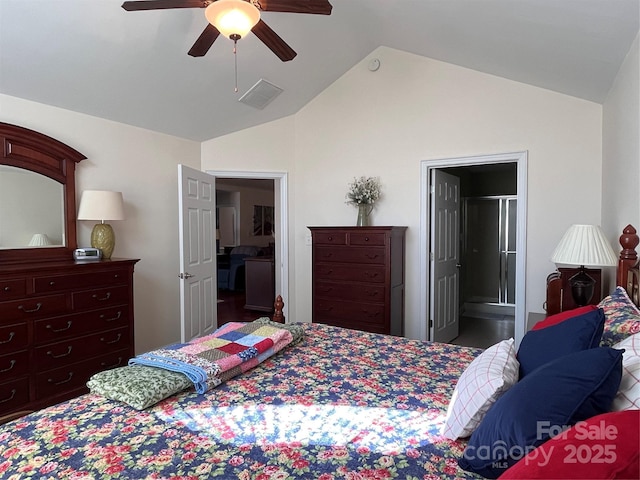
[346,176,381,227]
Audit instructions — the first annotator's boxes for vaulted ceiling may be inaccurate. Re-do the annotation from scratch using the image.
[1,0,638,141]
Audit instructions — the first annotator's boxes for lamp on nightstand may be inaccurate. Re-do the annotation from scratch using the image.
[77,190,125,260]
[551,224,617,306]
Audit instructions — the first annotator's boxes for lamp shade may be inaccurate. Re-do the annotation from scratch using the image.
[77,190,125,222]
[551,224,618,267]
[205,0,260,39]
[28,233,52,246]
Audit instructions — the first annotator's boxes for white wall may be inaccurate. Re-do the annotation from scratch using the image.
[1,94,201,353]
[203,47,604,339]
[602,32,640,287]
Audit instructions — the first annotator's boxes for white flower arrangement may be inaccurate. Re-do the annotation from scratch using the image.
[345,176,382,205]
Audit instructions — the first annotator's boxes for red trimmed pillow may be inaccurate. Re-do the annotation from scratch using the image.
[499,410,640,479]
[532,305,598,330]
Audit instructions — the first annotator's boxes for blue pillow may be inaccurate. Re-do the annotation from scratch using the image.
[517,307,605,378]
[458,347,623,479]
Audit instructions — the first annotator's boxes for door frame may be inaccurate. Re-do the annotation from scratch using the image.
[206,169,289,320]
[420,151,528,346]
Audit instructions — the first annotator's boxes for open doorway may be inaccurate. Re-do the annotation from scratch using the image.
[207,170,289,323]
[420,152,527,348]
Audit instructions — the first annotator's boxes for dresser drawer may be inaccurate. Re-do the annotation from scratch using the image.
[315,298,385,325]
[0,377,30,412]
[314,246,386,265]
[0,323,28,352]
[34,327,130,371]
[35,348,129,401]
[0,278,27,301]
[349,232,387,246]
[314,280,385,303]
[315,317,387,335]
[0,350,29,382]
[0,294,68,321]
[312,231,347,245]
[315,264,386,283]
[34,306,130,344]
[34,269,129,293]
[72,285,129,310]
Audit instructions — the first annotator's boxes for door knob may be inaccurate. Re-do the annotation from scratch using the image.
[178,272,194,279]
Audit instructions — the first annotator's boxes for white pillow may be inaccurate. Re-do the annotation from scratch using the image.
[612,332,640,410]
[441,338,519,440]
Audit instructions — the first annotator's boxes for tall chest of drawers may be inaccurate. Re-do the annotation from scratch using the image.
[0,258,138,417]
[309,226,407,336]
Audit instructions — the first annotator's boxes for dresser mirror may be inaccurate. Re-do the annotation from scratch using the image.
[0,122,86,263]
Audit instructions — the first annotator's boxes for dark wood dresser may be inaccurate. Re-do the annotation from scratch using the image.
[0,258,138,417]
[309,226,407,336]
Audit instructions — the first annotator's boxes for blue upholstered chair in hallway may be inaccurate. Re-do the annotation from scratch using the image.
[217,245,261,291]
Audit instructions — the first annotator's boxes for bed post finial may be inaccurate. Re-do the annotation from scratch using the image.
[273,295,285,324]
[617,224,639,288]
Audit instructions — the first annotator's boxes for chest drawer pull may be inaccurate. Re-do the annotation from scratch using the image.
[48,372,73,385]
[364,272,379,279]
[92,292,112,301]
[3,286,10,292]
[18,302,42,313]
[0,332,15,344]
[0,389,16,404]
[100,311,122,322]
[0,360,16,373]
[47,346,73,359]
[46,321,72,333]
[101,357,123,369]
[365,254,380,260]
[101,333,122,345]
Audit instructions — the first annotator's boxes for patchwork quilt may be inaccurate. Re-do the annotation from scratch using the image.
[129,321,294,393]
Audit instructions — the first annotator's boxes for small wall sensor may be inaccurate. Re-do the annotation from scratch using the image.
[368,58,381,72]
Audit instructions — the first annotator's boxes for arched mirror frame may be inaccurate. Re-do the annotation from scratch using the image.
[0,122,86,263]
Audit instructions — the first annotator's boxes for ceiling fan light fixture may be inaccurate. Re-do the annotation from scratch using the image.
[205,0,260,40]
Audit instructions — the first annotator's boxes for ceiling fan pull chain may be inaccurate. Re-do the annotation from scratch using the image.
[233,39,239,93]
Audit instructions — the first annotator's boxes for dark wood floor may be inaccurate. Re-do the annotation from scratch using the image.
[217,289,274,324]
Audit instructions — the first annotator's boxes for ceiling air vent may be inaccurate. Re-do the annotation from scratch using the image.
[238,79,283,110]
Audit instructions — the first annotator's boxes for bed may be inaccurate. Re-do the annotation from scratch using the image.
[0,226,639,479]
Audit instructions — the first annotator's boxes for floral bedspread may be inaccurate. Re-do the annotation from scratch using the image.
[0,323,483,479]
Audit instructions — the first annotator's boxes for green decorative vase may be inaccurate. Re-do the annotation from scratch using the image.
[91,223,115,259]
[356,204,373,227]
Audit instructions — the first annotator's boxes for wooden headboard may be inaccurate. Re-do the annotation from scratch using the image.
[617,224,639,307]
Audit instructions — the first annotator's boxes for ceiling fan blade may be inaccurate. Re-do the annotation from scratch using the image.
[121,0,208,11]
[254,0,332,15]
[251,19,297,62]
[188,24,221,57]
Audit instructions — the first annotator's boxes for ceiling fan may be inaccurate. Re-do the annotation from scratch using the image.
[121,0,333,61]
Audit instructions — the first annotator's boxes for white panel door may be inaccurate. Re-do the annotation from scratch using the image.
[430,169,460,343]
[178,165,216,342]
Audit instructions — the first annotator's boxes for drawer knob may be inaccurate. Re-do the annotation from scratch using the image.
[18,302,42,313]
[0,331,15,344]
[101,357,123,369]
[49,281,55,286]
[100,311,122,322]
[327,236,333,241]
[364,272,379,279]
[364,237,369,241]
[92,292,112,301]
[3,286,10,292]
[47,346,73,359]
[0,389,16,404]
[0,360,16,373]
[46,321,72,333]
[48,372,74,386]
[365,254,379,259]
[101,333,122,345]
